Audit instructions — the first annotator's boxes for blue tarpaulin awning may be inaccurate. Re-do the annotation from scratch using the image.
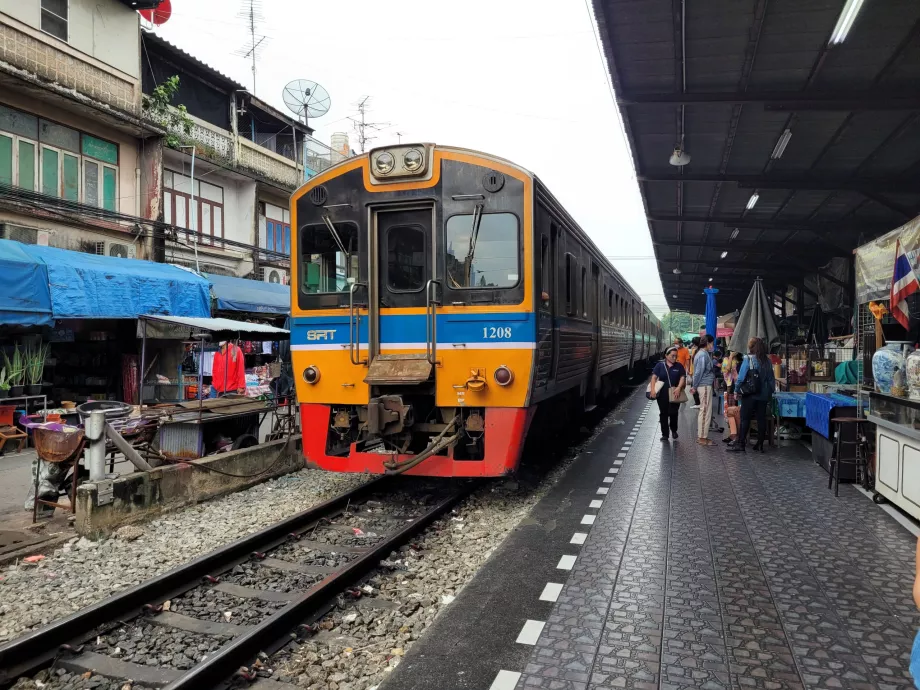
[205,272,290,315]
[0,240,53,326]
[0,239,212,320]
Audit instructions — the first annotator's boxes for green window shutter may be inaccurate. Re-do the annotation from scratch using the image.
[42,147,58,197]
[63,153,79,201]
[102,166,116,211]
[0,135,11,186]
[18,141,35,191]
[81,134,118,165]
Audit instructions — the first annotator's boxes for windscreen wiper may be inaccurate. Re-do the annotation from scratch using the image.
[463,204,484,285]
[322,214,350,257]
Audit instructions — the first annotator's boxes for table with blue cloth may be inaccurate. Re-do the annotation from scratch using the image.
[773,392,807,420]
[805,392,863,481]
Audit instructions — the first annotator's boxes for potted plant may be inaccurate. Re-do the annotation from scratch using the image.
[25,343,48,396]
[3,346,24,398]
[0,367,9,399]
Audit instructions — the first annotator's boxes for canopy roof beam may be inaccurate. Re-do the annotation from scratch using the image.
[639,174,920,194]
[618,91,920,111]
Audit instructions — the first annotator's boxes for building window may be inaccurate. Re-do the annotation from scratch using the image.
[41,0,68,41]
[262,203,291,256]
[0,105,118,209]
[164,169,224,246]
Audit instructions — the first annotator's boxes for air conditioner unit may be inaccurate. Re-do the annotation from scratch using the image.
[263,267,287,285]
[107,242,137,259]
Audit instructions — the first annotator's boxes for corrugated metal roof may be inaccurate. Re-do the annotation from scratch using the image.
[140,314,289,337]
[592,0,920,311]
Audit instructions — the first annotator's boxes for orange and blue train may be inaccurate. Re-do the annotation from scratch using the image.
[290,144,664,477]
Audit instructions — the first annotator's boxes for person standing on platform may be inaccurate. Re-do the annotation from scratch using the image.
[728,337,775,453]
[674,338,690,371]
[650,346,686,442]
[210,340,246,397]
[690,334,716,446]
[688,336,701,408]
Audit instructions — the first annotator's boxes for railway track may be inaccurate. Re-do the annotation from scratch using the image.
[0,477,474,690]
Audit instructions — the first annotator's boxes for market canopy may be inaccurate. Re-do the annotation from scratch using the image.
[1,240,211,320]
[138,314,290,340]
[0,240,53,326]
[204,272,290,315]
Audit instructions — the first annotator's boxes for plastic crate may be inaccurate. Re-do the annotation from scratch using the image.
[774,392,807,419]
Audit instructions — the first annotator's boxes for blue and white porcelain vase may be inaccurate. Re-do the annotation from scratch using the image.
[873,342,908,395]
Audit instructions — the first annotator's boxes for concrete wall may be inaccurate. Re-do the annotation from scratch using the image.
[74,437,305,538]
[0,1,140,79]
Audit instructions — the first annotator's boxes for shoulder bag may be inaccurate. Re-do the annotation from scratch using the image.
[737,356,762,397]
[666,364,688,403]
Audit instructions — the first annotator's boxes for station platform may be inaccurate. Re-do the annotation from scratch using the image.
[383,390,920,690]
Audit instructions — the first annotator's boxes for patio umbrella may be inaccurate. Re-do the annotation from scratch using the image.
[806,304,828,358]
[704,287,719,339]
[728,277,779,353]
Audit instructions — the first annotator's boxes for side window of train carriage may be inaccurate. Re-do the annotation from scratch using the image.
[445,212,519,289]
[540,235,550,301]
[300,221,360,294]
[564,253,574,315]
[580,266,587,318]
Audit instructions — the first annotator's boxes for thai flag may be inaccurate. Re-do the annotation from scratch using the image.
[891,239,919,329]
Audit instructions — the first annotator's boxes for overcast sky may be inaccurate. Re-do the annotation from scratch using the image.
[154,0,668,315]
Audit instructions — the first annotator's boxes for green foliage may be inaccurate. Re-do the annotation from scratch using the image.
[0,367,9,391]
[23,342,49,385]
[661,311,704,338]
[2,345,24,386]
[143,75,194,149]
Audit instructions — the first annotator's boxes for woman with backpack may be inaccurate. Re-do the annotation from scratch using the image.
[727,337,775,453]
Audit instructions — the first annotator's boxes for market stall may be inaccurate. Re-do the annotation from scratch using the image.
[854,215,920,517]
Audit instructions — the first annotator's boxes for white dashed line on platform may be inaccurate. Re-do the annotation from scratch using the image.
[613,460,623,466]
[590,500,603,508]
[489,670,522,690]
[557,554,577,569]
[581,515,596,525]
[570,532,587,545]
[603,476,614,483]
[597,487,609,495]
[617,452,627,458]
[516,619,546,645]
[540,582,564,602]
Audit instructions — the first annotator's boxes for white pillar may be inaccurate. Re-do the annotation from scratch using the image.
[85,410,106,481]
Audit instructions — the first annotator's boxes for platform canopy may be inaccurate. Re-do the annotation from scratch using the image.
[591,0,920,312]
[204,272,290,315]
[138,314,289,340]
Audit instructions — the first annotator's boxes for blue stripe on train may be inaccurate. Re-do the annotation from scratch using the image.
[292,312,536,346]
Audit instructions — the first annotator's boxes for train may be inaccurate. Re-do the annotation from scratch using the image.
[290,144,664,477]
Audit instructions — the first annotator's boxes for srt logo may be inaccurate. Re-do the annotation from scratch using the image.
[306,329,336,341]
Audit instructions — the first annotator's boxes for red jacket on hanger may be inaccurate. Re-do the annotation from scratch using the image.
[211,342,246,394]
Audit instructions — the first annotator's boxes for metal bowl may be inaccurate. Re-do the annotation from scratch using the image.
[76,400,132,422]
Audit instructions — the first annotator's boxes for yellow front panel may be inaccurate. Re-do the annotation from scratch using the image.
[435,348,533,408]
[292,348,370,405]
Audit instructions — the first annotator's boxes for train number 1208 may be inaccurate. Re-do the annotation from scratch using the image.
[483,326,512,339]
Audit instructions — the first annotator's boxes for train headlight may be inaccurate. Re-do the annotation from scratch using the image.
[404,149,423,172]
[493,365,514,386]
[373,151,396,175]
[303,365,321,384]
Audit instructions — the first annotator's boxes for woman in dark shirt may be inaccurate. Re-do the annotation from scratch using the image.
[650,346,687,441]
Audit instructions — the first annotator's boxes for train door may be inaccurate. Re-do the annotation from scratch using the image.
[535,224,557,389]
[585,263,601,409]
[365,205,436,383]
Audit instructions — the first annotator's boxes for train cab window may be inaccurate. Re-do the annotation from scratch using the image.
[445,212,519,288]
[300,221,359,294]
[386,225,426,291]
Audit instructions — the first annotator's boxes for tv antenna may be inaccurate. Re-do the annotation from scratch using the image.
[282,80,331,130]
[348,97,391,153]
[234,0,269,95]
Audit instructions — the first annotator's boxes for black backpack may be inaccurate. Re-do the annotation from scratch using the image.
[737,356,762,397]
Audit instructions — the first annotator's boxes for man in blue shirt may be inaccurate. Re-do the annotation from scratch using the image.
[690,334,715,446]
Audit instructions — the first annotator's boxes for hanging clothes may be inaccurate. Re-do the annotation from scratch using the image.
[211,342,246,394]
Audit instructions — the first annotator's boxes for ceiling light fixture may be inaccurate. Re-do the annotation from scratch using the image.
[745,192,760,211]
[771,128,793,159]
[673,268,682,275]
[720,251,728,259]
[669,143,691,167]
[829,0,865,45]
[730,228,740,240]
[672,294,678,299]
[714,267,719,272]
[708,277,713,282]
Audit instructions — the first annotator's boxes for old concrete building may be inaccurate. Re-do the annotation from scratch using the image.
[0,0,164,259]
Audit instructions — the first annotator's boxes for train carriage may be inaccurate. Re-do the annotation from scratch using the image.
[291,144,663,477]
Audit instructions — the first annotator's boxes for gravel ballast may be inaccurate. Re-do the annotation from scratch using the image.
[0,468,367,642]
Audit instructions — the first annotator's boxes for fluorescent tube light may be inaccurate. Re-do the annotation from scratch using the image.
[730,229,740,240]
[720,251,728,259]
[746,192,760,211]
[771,128,792,159]
[829,0,865,45]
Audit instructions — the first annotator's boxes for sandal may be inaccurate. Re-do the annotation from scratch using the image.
[697,438,714,446]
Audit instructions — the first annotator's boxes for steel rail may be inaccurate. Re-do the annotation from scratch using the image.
[0,478,386,685]
[163,486,473,689]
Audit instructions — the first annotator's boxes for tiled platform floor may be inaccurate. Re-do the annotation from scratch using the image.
[515,398,919,690]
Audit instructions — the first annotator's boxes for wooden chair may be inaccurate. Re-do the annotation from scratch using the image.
[0,405,26,454]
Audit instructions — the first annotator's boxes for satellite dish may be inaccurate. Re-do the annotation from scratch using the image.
[282,80,331,126]
[139,0,172,25]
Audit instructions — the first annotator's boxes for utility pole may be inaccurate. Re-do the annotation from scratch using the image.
[349,97,391,153]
